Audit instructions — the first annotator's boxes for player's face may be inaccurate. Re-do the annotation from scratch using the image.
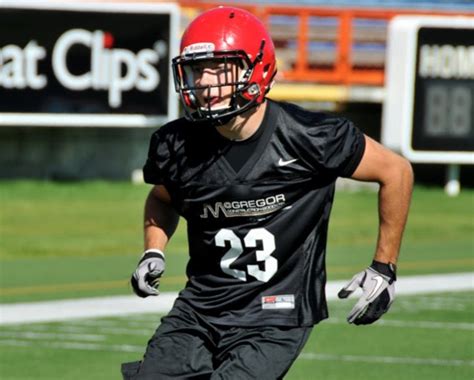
[190,59,240,111]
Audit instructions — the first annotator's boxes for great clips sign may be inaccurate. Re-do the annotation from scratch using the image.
[0,2,179,127]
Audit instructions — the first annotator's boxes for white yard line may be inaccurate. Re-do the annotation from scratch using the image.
[0,292,178,325]
[0,330,105,341]
[299,353,474,367]
[325,318,474,330]
[7,324,155,336]
[0,339,143,353]
[0,338,472,368]
[1,272,472,325]
[58,319,158,327]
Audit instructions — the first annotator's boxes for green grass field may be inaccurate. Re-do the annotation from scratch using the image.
[0,291,472,379]
[0,181,473,379]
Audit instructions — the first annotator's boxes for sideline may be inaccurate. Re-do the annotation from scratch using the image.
[1,272,472,325]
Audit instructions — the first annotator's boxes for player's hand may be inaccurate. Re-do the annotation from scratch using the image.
[337,260,396,325]
[131,249,165,298]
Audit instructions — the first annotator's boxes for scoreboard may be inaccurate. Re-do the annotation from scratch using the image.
[382,16,474,164]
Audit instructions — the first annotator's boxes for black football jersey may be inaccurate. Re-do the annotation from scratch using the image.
[143,99,366,327]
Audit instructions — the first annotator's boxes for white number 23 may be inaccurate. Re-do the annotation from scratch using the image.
[215,228,278,283]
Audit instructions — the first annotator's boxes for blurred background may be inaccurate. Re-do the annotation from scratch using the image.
[0,0,473,379]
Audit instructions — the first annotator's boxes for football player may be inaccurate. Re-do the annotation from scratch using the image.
[122,6,413,379]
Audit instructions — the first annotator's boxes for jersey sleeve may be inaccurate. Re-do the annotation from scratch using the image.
[304,117,366,178]
[142,128,171,185]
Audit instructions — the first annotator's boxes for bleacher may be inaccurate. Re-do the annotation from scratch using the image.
[270,16,387,70]
[214,0,474,11]
[178,0,474,102]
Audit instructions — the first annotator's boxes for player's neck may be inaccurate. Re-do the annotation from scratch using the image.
[214,101,267,141]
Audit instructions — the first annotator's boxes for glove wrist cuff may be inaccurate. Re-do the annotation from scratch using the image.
[371,260,397,282]
[140,249,165,263]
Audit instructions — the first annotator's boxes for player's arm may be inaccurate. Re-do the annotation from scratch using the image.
[144,184,179,251]
[338,135,414,324]
[131,185,179,298]
[351,135,414,265]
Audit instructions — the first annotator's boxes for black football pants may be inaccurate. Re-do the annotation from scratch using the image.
[121,302,312,379]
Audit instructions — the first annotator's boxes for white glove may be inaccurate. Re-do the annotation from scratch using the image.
[338,261,396,325]
[131,249,165,298]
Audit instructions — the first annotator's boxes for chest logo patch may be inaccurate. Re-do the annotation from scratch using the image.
[278,158,298,166]
[200,194,286,218]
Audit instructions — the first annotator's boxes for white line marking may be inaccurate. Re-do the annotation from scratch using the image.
[11,317,472,334]
[0,339,143,353]
[0,293,179,325]
[1,337,471,368]
[69,319,157,328]
[3,324,154,336]
[64,319,138,327]
[1,272,472,325]
[325,272,474,300]
[0,331,105,341]
[299,353,474,367]
[325,318,474,330]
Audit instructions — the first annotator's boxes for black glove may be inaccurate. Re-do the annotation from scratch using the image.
[338,260,396,325]
[131,249,165,298]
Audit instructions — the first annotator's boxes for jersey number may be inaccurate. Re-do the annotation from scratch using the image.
[215,228,277,283]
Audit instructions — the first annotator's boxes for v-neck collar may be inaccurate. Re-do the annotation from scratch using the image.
[214,100,278,181]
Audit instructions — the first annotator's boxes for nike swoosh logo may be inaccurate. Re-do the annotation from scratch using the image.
[278,158,298,166]
[367,275,384,301]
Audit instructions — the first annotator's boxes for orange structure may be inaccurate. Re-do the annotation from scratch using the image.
[178,1,474,86]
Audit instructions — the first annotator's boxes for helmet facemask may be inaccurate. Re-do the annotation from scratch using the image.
[172,48,265,125]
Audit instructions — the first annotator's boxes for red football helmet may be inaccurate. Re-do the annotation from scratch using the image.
[172,6,277,123]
